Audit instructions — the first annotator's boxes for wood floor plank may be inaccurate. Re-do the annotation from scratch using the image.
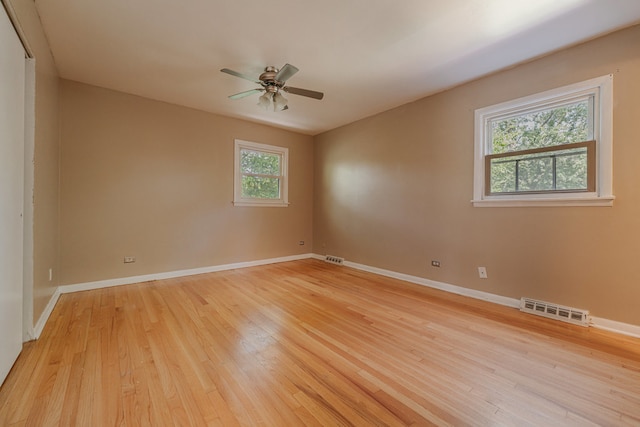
[1,259,639,426]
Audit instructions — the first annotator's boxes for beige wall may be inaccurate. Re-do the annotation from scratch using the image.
[59,80,313,285]
[314,24,640,325]
[4,0,60,326]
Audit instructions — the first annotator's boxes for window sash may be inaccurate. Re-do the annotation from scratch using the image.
[485,140,595,196]
[240,148,282,175]
[486,94,594,153]
[240,176,281,199]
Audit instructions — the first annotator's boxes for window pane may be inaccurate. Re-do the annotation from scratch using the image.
[517,157,553,192]
[240,149,281,175]
[490,99,590,154]
[490,161,516,193]
[489,146,588,194]
[241,176,280,199]
[556,152,587,190]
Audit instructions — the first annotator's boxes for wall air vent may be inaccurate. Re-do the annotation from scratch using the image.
[324,255,344,265]
[520,297,590,327]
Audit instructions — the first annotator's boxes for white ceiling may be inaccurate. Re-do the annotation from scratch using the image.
[34,0,640,135]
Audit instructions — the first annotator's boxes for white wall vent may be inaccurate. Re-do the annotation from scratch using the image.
[324,255,344,265]
[520,297,590,327]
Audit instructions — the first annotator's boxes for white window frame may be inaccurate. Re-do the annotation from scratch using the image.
[233,139,289,207]
[472,75,614,207]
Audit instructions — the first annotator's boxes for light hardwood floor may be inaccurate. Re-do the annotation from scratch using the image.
[1,259,639,426]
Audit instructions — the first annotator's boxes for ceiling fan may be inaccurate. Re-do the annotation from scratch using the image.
[220,64,324,111]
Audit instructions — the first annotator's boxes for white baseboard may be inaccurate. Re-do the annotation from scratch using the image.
[590,316,640,339]
[32,253,315,338]
[33,287,61,339]
[343,258,520,309]
[58,253,315,295]
[314,253,640,339]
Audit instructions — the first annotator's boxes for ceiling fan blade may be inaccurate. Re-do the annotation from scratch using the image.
[220,68,260,84]
[228,88,264,99]
[283,86,324,100]
[274,64,299,82]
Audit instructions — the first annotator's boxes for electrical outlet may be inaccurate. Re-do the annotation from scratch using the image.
[478,266,488,279]
[431,260,441,267]
[299,240,305,246]
[124,256,136,263]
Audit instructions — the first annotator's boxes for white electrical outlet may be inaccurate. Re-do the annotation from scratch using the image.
[478,266,488,279]
[124,256,136,263]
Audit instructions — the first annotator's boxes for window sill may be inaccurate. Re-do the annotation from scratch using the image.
[233,201,290,208]
[471,195,615,207]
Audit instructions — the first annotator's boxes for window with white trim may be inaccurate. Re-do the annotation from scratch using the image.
[234,139,289,207]
[473,75,614,207]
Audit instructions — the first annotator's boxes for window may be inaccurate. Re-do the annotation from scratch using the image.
[473,75,613,207]
[233,139,288,207]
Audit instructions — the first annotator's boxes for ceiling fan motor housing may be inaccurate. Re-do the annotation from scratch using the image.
[259,66,284,92]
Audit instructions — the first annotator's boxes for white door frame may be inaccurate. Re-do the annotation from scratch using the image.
[23,57,35,341]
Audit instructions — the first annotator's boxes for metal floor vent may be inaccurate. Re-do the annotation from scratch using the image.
[520,297,590,327]
[324,255,344,265]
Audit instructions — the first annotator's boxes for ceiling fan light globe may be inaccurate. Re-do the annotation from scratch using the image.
[258,92,271,110]
[273,92,288,111]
